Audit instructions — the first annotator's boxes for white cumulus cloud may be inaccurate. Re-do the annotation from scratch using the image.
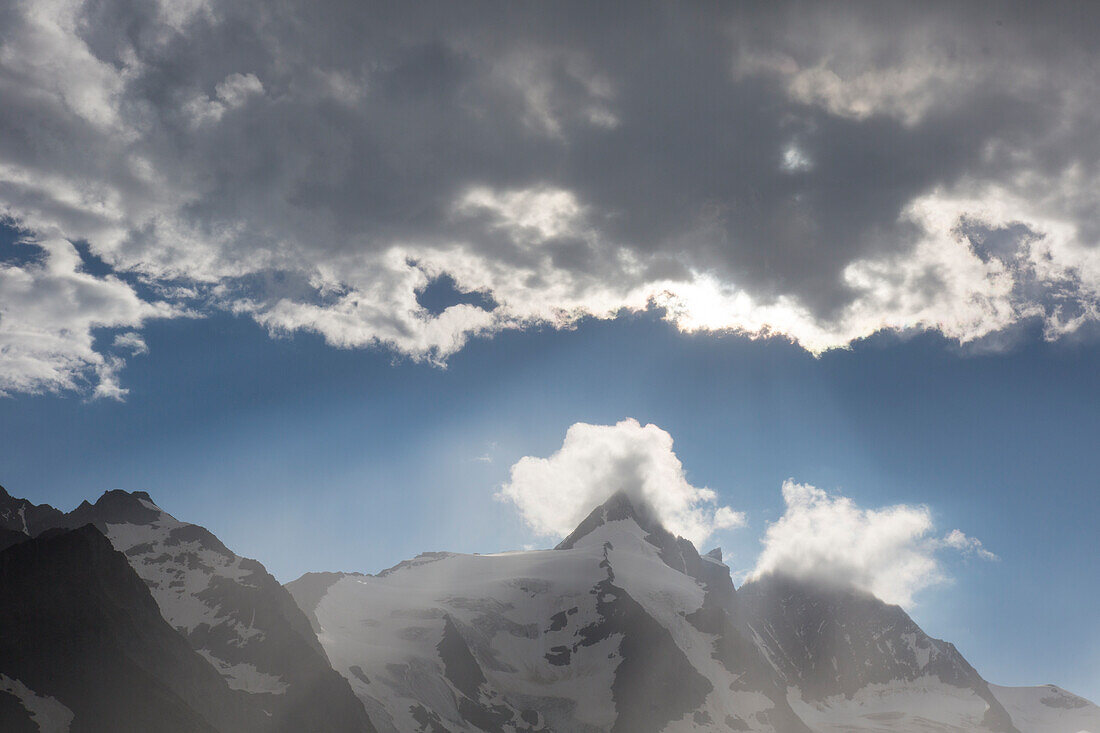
[0,234,174,397]
[749,480,997,607]
[497,418,745,547]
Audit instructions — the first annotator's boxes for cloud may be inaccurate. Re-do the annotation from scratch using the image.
[749,481,996,607]
[3,1,1100,394]
[112,332,149,355]
[940,529,999,562]
[0,234,173,397]
[497,419,745,547]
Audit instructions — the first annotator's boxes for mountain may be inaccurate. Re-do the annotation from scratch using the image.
[289,491,1100,733]
[3,483,1096,732]
[738,574,1018,732]
[0,484,63,536]
[0,524,268,732]
[0,526,28,552]
[0,486,375,733]
[287,492,808,733]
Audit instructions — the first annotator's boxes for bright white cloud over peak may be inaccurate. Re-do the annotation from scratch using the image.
[750,480,997,607]
[497,419,746,547]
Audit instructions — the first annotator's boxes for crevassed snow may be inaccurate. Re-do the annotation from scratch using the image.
[990,684,1100,733]
[0,674,74,733]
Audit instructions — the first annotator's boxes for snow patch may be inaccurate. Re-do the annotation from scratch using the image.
[0,674,74,732]
[990,684,1100,733]
[195,651,288,695]
[787,676,995,732]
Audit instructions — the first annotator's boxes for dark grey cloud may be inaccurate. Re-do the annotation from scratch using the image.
[2,0,1099,394]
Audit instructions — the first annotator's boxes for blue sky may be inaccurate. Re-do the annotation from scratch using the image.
[1,281,1098,698]
[2,0,1099,709]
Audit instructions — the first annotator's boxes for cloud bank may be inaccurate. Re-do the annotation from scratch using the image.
[498,419,745,547]
[4,0,1100,394]
[750,481,997,607]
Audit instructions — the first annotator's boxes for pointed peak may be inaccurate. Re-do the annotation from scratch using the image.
[705,547,723,562]
[555,490,669,551]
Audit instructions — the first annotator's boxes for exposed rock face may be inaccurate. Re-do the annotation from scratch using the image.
[62,490,376,733]
[0,485,63,536]
[0,526,27,552]
[0,525,267,732]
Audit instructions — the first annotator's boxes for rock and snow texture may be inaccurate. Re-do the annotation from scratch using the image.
[0,674,74,733]
[2,487,374,733]
[288,492,806,733]
[0,524,267,733]
[3,484,1097,732]
[0,485,63,537]
[989,685,1100,733]
[738,573,1018,732]
[65,492,292,694]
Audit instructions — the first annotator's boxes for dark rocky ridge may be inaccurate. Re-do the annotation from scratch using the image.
[0,525,267,732]
[0,526,28,552]
[0,486,377,733]
[0,484,63,536]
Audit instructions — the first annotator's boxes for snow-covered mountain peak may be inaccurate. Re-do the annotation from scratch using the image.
[554,490,664,551]
[287,491,812,733]
[553,491,716,585]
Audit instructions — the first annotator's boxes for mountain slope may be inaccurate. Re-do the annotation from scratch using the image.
[56,489,376,733]
[0,524,268,732]
[738,574,1018,733]
[291,491,1099,733]
[989,684,1100,733]
[0,486,375,733]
